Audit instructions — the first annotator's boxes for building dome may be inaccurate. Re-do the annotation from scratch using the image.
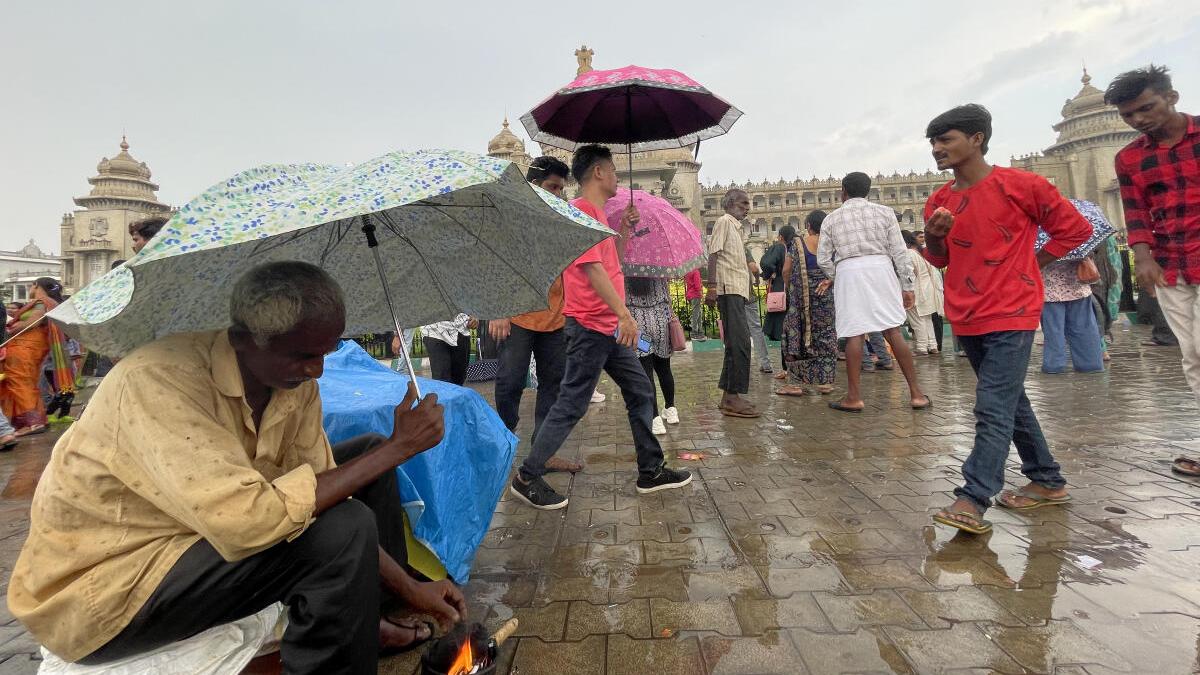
[74,136,170,212]
[1060,69,1106,118]
[487,118,526,156]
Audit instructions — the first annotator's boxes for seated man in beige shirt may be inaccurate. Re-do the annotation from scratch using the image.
[7,261,465,673]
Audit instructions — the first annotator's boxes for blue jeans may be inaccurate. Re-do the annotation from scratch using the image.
[1040,297,1104,373]
[957,330,1065,512]
[519,319,665,481]
[745,298,772,370]
[495,325,565,443]
[862,332,892,367]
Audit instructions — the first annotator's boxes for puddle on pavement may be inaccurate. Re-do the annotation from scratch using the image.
[1,447,52,500]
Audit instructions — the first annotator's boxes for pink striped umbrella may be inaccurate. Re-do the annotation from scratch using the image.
[603,187,705,278]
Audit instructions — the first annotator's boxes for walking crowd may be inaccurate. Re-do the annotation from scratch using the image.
[1,62,1198,674]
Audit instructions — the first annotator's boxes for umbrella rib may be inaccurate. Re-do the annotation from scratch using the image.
[375,209,458,312]
[415,195,552,306]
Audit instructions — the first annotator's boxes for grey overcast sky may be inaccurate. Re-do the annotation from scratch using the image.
[3,0,1198,254]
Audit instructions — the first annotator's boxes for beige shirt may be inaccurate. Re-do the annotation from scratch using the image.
[8,330,334,661]
[707,213,751,299]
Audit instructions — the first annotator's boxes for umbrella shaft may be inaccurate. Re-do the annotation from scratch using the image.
[0,315,46,350]
[365,230,423,398]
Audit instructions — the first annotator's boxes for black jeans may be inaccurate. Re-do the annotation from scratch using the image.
[956,331,1065,513]
[716,294,751,394]
[80,435,407,674]
[519,318,665,481]
[494,325,565,442]
[639,354,675,415]
[932,313,944,352]
[424,333,470,385]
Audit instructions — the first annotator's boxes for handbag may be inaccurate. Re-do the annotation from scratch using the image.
[766,291,786,313]
[668,315,687,352]
[1076,258,1100,284]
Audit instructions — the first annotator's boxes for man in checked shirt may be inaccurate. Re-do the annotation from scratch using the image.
[1109,64,1200,477]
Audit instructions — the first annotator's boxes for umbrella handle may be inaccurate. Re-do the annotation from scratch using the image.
[362,216,423,399]
[626,86,634,207]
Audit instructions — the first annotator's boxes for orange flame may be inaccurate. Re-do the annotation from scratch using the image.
[447,638,474,675]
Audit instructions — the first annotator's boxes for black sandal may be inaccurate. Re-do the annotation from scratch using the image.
[380,618,435,656]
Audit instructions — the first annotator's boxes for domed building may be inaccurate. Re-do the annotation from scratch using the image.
[59,136,172,292]
[487,117,534,173]
[1011,69,1139,233]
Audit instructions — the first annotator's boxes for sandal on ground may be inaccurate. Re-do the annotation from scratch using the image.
[932,509,992,535]
[911,395,933,410]
[545,456,584,473]
[996,486,1072,510]
[14,424,46,437]
[379,617,435,656]
[816,385,834,395]
[775,385,809,397]
[1172,457,1200,477]
[773,371,788,380]
[0,435,17,452]
[828,400,863,413]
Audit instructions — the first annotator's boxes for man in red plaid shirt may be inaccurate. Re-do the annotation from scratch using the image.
[1109,64,1200,477]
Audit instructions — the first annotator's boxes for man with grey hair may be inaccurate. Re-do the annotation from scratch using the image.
[705,189,761,417]
[9,261,465,672]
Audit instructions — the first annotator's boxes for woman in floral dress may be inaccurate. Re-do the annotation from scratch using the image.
[626,277,678,435]
[777,211,837,396]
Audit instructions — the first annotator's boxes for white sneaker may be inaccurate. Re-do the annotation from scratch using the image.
[590,390,606,404]
[651,416,667,435]
[662,406,680,424]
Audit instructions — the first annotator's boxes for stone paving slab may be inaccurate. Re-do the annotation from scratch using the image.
[1,326,1200,673]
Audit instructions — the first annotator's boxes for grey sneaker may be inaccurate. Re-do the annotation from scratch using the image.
[509,475,567,510]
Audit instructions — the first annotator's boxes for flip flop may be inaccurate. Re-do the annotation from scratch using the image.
[773,371,788,380]
[932,510,992,534]
[721,406,762,418]
[775,386,809,397]
[0,436,17,452]
[996,487,1072,511]
[14,425,46,437]
[828,401,863,413]
[1171,457,1200,477]
[379,617,435,657]
[912,396,933,410]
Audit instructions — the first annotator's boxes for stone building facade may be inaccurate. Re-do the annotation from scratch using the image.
[1011,69,1138,235]
[58,137,172,293]
[0,240,61,304]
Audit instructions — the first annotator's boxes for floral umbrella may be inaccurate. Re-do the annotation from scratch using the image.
[50,149,612,391]
[602,187,705,278]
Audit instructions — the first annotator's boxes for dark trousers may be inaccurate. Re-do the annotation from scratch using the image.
[80,435,406,674]
[956,331,1065,513]
[495,325,565,442]
[932,313,944,352]
[424,333,470,385]
[519,318,665,481]
[717,294,751,394]
[639,354,675,415]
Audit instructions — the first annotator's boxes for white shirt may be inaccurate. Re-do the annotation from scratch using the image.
[816,198,915,291]
[421,313,471,346]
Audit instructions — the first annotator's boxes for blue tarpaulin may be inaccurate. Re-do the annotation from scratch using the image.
[318,341,516,581]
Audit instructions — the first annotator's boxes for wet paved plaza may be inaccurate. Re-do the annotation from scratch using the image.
[1,323,1199,673]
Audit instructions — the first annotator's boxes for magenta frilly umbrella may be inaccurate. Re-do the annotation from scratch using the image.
[603,187,705,279]
[520,65,742,152]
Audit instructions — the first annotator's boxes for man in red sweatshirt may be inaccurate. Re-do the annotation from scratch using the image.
[684,268,706,341]
[922,104,1091,535]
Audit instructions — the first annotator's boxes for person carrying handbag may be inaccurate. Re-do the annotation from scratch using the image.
[760,227,794,378]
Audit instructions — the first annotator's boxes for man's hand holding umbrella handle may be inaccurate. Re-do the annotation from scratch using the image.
[489,318,512,342]
[1133,243,1167,297]
[388,382,445,463]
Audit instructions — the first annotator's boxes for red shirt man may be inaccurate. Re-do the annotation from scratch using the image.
[923,167,1090,335]
[562,198,624,335]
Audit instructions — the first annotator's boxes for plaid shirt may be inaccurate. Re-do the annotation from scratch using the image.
[1116,114,1200,285]
[816,198,915,291]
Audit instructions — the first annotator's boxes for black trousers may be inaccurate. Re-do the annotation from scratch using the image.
[639,354,675,415]
[932,312,944,352]
[717,294,751,394]
[494,325,565,442]
[424,333,471,385]
[80,435,406,674]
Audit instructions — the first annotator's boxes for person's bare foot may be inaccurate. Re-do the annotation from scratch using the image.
[720,394,761,418]
[997,482,1069,508]
[545,456,584,473]
[773,371,788,380]
[935,498,984,527]
[379,617,433,654]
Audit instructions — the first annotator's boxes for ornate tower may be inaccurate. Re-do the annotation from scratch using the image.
[486,117,533,174]
[59,137,171,291]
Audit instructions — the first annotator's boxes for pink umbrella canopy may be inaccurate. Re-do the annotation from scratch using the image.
[603,187,706,278]
[520,65,742,152]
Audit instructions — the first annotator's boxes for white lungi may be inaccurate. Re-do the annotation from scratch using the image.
[833,255,905,338]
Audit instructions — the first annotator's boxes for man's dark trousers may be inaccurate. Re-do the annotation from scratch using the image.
[518,318,664,481]
[716,294,751,394]
[79,435,407,674]
[495,325,565,443]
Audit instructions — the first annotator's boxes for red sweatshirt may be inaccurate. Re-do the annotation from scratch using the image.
[684,269,703,300]
[922,167,1091,336]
